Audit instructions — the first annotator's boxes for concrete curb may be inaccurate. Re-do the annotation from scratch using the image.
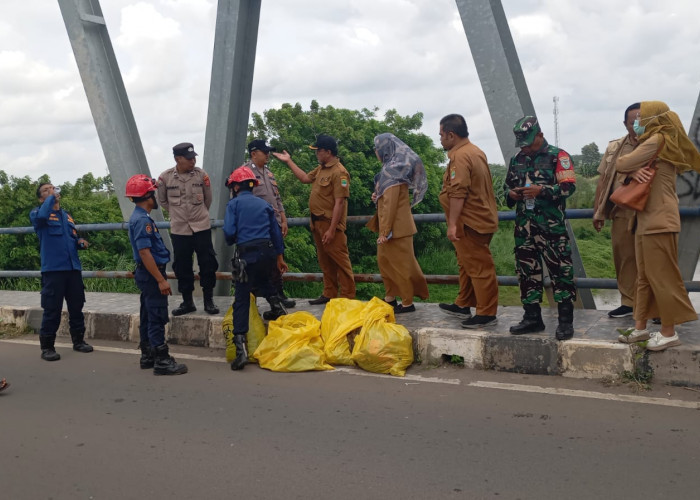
[2,303,699,387]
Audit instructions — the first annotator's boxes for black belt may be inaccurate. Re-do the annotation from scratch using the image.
[311,213,328,222]
[238,239,272,253]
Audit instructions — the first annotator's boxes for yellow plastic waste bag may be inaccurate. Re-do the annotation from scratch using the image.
[321,298,366,366]
[222,293,266,363]
[351,297,413,377]
[253,311,333,372]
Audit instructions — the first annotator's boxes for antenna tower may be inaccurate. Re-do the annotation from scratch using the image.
[553,96,560,147]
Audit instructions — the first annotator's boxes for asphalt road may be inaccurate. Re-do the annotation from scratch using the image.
[1,338,699,500]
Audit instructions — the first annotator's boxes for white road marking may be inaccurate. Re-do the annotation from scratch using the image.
[469,381,700,410]
[4,338,698,409]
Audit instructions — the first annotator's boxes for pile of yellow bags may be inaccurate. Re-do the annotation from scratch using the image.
[222,296,414,376]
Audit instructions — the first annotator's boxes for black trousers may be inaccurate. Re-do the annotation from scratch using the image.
[39,270,85,338]
[171,229,218,293]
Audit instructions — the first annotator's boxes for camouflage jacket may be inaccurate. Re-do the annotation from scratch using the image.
[504,141,576,231]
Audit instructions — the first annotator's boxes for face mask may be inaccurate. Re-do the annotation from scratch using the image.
[633,119,645,136]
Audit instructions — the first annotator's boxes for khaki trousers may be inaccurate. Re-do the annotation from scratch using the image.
[311,219,356,299]
[452,225,498,316]
[634,232,697,326]
[611,215,637,307]
[377,235,429,303]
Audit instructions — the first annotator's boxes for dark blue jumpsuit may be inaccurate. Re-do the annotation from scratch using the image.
[30,195,86,341]
[128,206,171,348]
[223,191,284,336]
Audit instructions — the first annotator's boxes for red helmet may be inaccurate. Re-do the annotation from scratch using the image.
[226,166,259,187]
[125,175,157,198]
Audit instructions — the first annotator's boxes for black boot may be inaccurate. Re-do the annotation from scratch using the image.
[279,291,296,309]
[39,335,61,361]
[153,344,188,375]
[555,301,575,341]
[510,303,546,335]
[172,292,196,316]
[230,334,248,371]
[70,329,94,353]
[203,289,220,315]
[139,342,154,369]
[263,296,288,321]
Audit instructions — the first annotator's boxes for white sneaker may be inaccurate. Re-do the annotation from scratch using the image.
[617,328,650,343]
[646,331,681,351]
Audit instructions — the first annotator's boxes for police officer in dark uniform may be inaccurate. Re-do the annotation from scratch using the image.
[30,183,93,361]
[126,175,188,375]
[223,166,288,371]
[504,116,577,341]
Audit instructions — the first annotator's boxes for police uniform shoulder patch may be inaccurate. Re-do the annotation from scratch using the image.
[145,224,152,234]
[450,170,456,179]
[203,174,210,187]
[340,178,348,187]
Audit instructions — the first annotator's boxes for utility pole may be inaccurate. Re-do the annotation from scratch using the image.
[553,96,560,147]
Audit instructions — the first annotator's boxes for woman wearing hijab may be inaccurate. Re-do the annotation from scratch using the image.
[615,101,700,351]
[368,133,429,313]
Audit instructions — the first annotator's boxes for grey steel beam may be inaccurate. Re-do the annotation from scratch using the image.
[454,0,535,165]
[676,93,700,280]
[455,0,593,308]
[57,0,167,228]
[203,0,262,295]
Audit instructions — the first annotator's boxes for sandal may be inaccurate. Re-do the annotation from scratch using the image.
[0,378,9,392]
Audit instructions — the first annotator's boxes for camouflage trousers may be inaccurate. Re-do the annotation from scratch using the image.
[514,221,576,304]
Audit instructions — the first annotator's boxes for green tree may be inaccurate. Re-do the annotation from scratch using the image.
[247,101,447,280]
[577,142,602,178]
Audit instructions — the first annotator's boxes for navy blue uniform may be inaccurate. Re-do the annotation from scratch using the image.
[128,206,171,348]
[223,191,284,335]
[30,194,86,340]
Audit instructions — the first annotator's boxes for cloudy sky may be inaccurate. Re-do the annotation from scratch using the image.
[2,0,699,185]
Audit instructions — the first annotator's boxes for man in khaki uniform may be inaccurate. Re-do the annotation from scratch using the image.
[244,139,295,308]
[157,142,219,316]
[592,103,640,318]
[273,134,356,304]
[437,114,499,328]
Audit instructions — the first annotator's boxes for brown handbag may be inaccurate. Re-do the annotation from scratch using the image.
[609,151,659,212]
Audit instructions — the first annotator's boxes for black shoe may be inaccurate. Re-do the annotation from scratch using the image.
[652,317,661,325]
[608,305,633,318]
[41,349,61,361]
[153,344,188,376]
[394,304,415,314]
[172,300,197,316]
[281,297,296,308]
[230,334,248,371]
[438,303,472,319]
[139,343,154,369]
[510,303,545,335]
[461,315,497,329]
[203,290,220,315]
[384,299,398,307]
[72,342,94,353]
[309,295,331,305]
[555,301,575,341]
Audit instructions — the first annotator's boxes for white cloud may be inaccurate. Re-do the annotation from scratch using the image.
[1,0,699,189]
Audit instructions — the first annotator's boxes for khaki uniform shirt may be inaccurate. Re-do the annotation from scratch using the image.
[307,157,350,231]
[593,135,636,221]
[157,166,213,235]
[439,139,499,234]
[246,160,285,226]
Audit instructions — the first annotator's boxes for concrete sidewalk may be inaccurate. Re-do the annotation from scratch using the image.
[0,290,698,386]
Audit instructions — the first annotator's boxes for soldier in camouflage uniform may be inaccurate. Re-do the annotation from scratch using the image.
[504,116,577,340]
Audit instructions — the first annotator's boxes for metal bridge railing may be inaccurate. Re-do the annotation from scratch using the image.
[2,208,700,293]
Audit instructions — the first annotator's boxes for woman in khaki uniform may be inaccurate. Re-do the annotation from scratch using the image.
[368,133,429,313]
[615,101,700,351]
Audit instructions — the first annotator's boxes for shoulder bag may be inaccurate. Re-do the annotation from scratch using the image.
[609,148,660,212]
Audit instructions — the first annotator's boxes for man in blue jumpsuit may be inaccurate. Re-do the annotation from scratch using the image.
[30,183,93,361]
[126,175,188,376]
[223,166,288,371]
